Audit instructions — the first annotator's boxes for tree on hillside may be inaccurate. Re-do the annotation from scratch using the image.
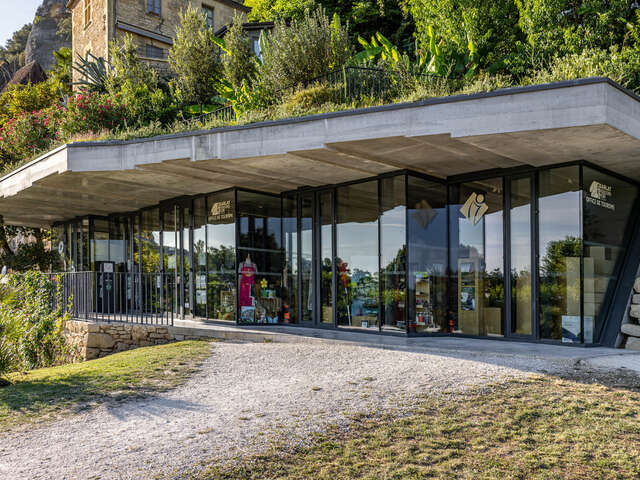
[0,24,33,86]
[169,6,222,113]
[401,0,522,71]
[221,14,258,89]
[516,0,636,56]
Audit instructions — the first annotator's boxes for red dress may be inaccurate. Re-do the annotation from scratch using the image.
[239,262,256,307]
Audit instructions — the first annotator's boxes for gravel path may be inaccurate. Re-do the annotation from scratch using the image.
[0,341,572,480]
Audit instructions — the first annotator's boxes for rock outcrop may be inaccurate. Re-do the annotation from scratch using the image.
[2,61,47,91]
[24,0,70,72]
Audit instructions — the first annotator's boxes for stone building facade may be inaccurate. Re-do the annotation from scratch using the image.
[67,0,249,82]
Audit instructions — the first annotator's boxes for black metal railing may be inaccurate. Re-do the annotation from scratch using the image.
[193,66,432,125]
[49,272,176,326]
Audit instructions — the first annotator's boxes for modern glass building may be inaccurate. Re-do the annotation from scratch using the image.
[2,79,639,347]
[50,162,639,345]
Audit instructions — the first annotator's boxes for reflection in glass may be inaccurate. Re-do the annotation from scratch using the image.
[408,177,447,333]
[583,167,638,342]
[301,193,314,323]
[320,192,333,324]
[380,176,406,331]
[237,191,283,324]
[336,181,379,329]
[449,179,504,336]
[140,209,160,273]
[207,191,236,322]
[51,224,65,271]
[162,206,179,314]
[283,195,298,323]
[510,177,532,335]
[538,166,581,341]
[91,218,110,268]
[182,205,192,316]
[194,198,207,318]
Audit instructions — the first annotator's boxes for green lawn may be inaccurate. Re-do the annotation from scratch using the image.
[202,371,640,480]
[0,340,212,432]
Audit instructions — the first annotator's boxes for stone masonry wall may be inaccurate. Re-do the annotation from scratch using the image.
[70,0,247,84]
[71,0,109,84]
[63,319,211,360]
[621,277,640,350]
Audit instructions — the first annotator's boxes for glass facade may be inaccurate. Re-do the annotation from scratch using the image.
[449,178,504,337]
[336,181,379,330]
[538,166,581,341]
[52,164,638,345]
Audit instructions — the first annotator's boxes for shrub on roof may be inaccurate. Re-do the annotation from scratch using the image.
[258,8,353,95]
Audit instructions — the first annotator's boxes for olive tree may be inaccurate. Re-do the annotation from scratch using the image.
[258,7,352,94]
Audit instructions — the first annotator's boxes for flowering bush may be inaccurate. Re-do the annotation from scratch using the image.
[0,107,63,164]
[59,90,127,138]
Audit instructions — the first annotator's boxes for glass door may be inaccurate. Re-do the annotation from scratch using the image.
[508,175,534,337]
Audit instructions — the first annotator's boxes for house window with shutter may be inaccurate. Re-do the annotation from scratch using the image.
[202,5,214,29]
[147,0,161,16]
[84,0,92,28]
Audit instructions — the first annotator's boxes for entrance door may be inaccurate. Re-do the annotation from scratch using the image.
[508,175,535,337]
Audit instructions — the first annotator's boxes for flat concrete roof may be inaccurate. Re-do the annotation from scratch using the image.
[2,77,640,227]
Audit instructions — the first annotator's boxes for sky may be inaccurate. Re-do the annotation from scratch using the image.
[0,0,42,48]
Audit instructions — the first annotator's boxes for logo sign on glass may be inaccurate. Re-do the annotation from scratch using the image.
[209,200,233,222]
[586,181,615,211]
[460,192,489,225]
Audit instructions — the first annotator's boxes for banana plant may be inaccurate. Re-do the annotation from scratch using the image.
[350,28,478,79]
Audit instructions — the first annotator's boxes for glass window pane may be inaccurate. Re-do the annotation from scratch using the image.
[283,194,298,323]
[449,179,504,336]
[163,207,178,273]
[194,198,207,318]
[207,191,236,322]
[237,191,283,324]
[51,225,66,271]
[182,205,192,316]
[109,216,128,270]
[92,218,110,268]
[301,193,314,323]
[320,192,333,324]
[408,176,447,333]
[140,209,160,273]
[380,176,406,332]
[336,181,379,329]
[538,166,581,341]
[510,177,532,336]
[583,167,639,343]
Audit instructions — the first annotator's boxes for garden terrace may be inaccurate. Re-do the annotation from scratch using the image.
[0,77,638,228]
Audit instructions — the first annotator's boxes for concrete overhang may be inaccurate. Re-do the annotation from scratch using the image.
[2,77,640,228]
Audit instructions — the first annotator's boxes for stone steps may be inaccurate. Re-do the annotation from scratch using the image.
[621,277,640,350]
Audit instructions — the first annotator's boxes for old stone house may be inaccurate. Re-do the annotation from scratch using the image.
[67,0,250,81]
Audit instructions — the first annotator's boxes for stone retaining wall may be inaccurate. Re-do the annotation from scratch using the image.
[63,320,213,360]
[621,277,640,350]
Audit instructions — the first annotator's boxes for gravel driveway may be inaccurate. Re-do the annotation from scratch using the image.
[0,341,572,480]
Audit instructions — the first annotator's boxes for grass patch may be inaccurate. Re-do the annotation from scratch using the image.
[0,340,212,432]
[201,371,640,479]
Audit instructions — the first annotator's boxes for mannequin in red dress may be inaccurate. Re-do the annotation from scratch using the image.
[239,254,256,307]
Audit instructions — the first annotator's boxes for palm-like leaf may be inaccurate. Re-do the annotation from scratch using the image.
[71,52,110,93]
